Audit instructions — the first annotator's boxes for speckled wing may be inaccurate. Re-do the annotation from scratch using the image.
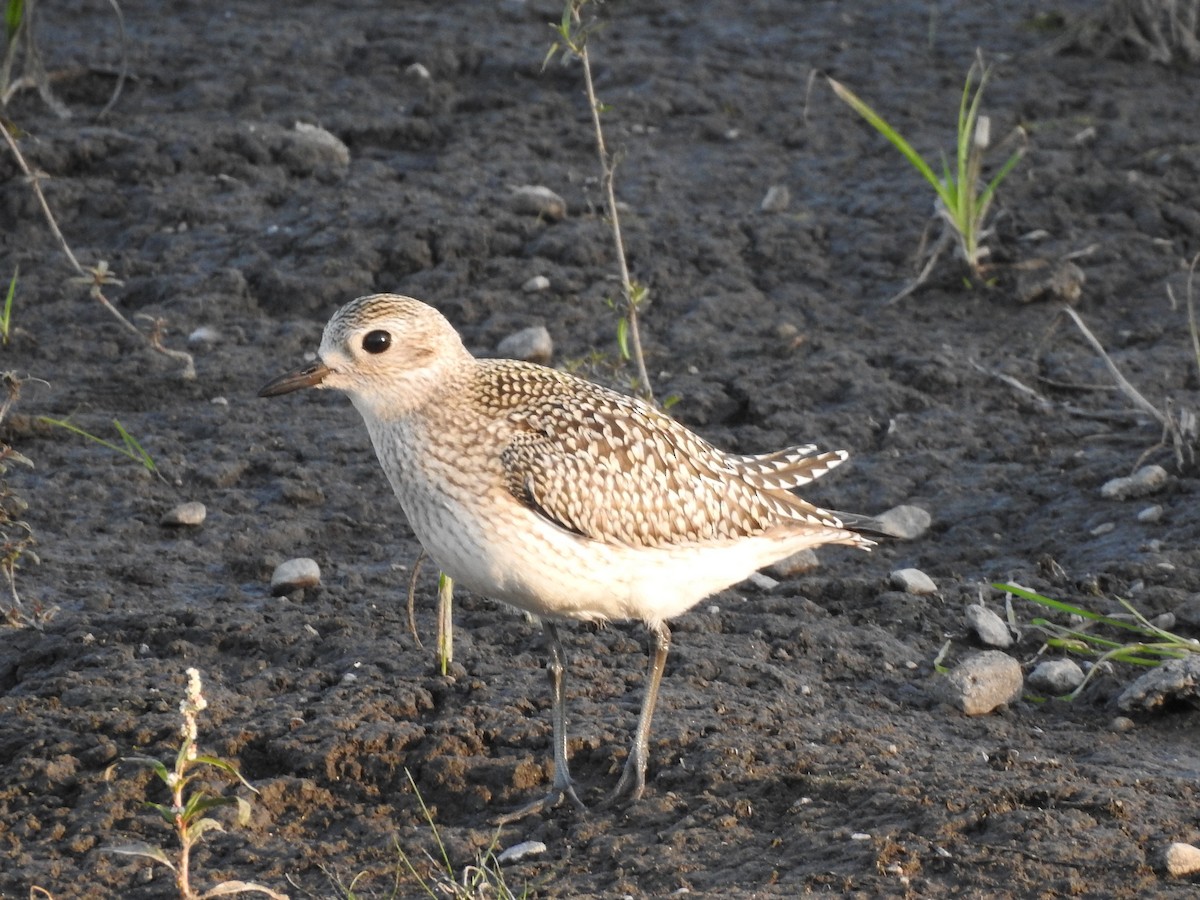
[490,367,855,549]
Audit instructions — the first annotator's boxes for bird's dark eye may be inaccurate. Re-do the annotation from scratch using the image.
[362,330,392,354]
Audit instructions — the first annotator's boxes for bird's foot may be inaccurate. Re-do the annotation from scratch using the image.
[601,754,646,808]
[492,781,587,825]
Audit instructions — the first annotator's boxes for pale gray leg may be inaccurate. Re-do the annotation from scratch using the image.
[494,620,587,824]
[608,621,671,804]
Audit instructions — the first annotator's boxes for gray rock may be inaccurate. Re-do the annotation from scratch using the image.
[939,651,1023,715]
[161,501,206,527]
[511,185,567,221]
[522,274,551,293]
[1137,504,1163,522]
[1151,611,1176,630]
[497,326,553,365]
[1175,595,1200,629]
[876,505,932,540]
[1118,655,1200,711]
[288,122,350,166]
[1100,465,1169,500]
[747,571,780,592]
[965,604,1013,648]
[765,548,819,578]
[271,558,321,596]
[1027,658,1085,695]
[890,568,937,595]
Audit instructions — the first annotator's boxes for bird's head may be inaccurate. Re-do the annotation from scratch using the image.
[259,293,472,420]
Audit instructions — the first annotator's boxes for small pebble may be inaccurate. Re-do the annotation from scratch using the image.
[1027,658,1085,694]
[965,604,1013,648]
[939,651,1023,716]
[747,571,780,592]
[1100,465,1169,500]
[405,62,431,81]
[522,274,551,293]
[890,568,937,595]
[511,185,567,221]
[1090,522,1115,536]
[497,841,548,864]
[765,548,819,578]
[1137,504,1163,523]
[760,184,790,213]
[497,326,553,365]
[876,505,932,540]
[187,326,221,347]
[1164,842,1200,877]
[1151,611,1176,630]
[1108,716,1135,733]
[774,322,800,341]
[161,501,206,527]
[271,558,321,595]
[290,122,350,166]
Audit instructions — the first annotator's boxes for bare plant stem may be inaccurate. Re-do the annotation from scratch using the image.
[0,121,195,378]
[172,775,195,898]
[569,3,653,402]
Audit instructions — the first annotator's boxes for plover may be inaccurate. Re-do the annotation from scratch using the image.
[260,293,881,821]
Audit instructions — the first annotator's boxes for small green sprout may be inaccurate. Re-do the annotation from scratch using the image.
[38,415,157,474]
[1,266,15,344]
[998,582,1199,699]
[107,668,287,899]
[829,51,1026,299]
[397,769,525,900]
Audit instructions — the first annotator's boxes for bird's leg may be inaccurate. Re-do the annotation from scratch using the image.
[493,620,587,824]
[608,621,671,805]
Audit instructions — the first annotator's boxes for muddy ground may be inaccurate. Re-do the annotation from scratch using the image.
[2,0,1200,896]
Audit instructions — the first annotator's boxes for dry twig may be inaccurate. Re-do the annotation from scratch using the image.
[0,123,195,378]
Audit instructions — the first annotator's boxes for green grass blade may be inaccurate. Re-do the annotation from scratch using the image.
[976,145,1024,218]
[39,416,128,456]
[827,77,947,203]
[616,316,631,360]
[1035,624,1126,652]
[38,416,157,473]
[113,418,156,472]
[4,0,23,42]
[1,266,16,344]
[404,768,455,880]
[995,583,1157,636]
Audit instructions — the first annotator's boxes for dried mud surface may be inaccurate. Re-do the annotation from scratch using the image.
[3,1,1200,897]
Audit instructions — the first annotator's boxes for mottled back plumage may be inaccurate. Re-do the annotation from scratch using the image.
[471,362,859,549]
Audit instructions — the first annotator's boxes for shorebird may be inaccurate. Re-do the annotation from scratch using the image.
[260,293,880,822]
